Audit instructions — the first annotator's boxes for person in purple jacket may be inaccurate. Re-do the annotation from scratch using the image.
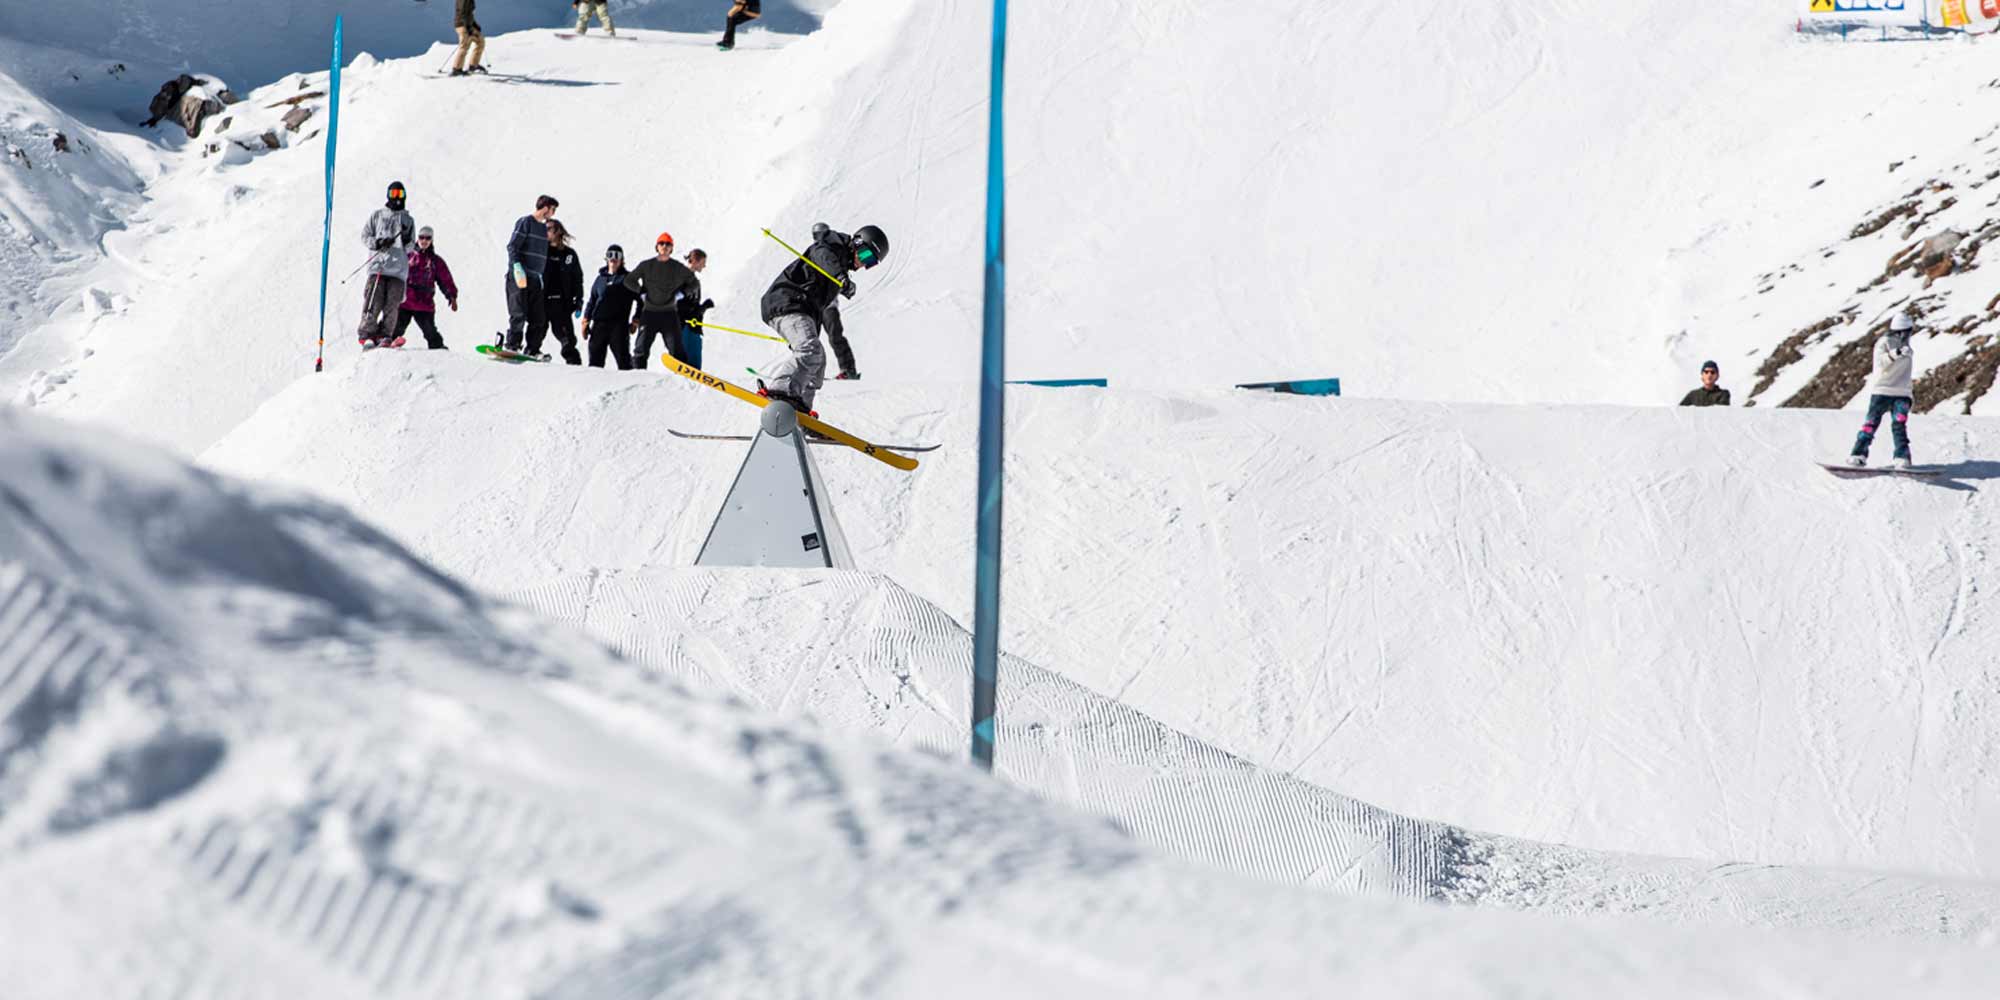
[396,226,460,349]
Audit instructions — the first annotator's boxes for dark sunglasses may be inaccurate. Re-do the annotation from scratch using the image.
[417,235,433,241]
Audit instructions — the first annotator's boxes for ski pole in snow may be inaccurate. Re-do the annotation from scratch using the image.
[760,227,846,289]
[689,319,786,344]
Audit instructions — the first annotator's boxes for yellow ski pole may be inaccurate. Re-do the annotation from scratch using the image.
[691,319,787,344]
[761,227,846,289]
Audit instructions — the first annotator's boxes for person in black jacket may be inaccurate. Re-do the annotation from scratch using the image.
[676,248,716,370]
[542,218,586,365]
[582,244,642,369]
[758,223,887,411]
[1679,360,1730,407]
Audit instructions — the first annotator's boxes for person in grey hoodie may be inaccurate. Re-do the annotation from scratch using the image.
[357,181,416,348]
[1847,312,1918,468]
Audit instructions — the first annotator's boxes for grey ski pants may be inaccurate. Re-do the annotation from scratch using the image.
[357,274,406,340]
[763,312,825,409]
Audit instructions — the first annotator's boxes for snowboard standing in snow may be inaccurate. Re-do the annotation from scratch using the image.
[476,344,551,364]
[660,355,920,471]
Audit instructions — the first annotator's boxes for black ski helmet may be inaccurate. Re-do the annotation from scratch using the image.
[605,243,624,261]
[386,181,407,210]
[853,225,888,268]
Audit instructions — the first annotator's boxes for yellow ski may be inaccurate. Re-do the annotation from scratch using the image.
[661,355,919,472]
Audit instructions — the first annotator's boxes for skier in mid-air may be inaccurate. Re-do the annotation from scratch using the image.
[396,225,459,350]
[543,218,586,365]
[1847,312,1918,469]
[357,181,416,349]
[757,222,887,412]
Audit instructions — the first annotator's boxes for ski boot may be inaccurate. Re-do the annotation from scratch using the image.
[359,336,380,351]
[835,370,861,381]
[448,68,467,78]
[467,65,489,75]
[385,336,407,349]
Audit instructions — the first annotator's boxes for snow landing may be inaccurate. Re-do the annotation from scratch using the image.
[7,403,2000,998]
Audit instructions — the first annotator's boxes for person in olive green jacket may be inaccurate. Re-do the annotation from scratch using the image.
[1679,360,1730,407]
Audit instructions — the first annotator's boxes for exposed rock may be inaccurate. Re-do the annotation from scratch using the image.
[1749,311,1854,402]
[1913,336,2000,414]
[268,91,325,109]
[1779,327,1880,409]
[1850,199,1920,240]
[51,133,68,154]
[281,106,315,132]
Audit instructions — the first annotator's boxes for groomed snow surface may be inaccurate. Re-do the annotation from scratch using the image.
[5,0,2000,995]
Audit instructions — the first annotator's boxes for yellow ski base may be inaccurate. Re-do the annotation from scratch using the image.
[661,355,919,472]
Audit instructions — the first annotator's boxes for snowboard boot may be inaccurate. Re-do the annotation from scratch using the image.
[1847,454,1867,467]
[1892,457,1913,471]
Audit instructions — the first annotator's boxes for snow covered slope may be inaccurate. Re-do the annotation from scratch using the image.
[17,1,2000,450]
[205,356,2000,885]
[0,68,144,354]
[18,406,2000,997]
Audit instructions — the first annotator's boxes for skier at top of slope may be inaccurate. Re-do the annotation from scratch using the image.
[719,0,761,50]
[357,181,416,349]
[1847,313,1918,469]
[450,0,489,76]
[757,223,887,413]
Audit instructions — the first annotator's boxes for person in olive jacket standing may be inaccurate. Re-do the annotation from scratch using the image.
[450,0,488,76]
[542,218,586,365]
[1678,360,1730,407]
[623,231,700,369]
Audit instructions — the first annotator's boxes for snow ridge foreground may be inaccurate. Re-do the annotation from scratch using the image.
[7,413,2000,997]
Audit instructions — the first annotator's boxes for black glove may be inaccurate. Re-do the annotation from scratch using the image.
[838,280,856,300]
[701,299,714,310]
[372,238,392,251]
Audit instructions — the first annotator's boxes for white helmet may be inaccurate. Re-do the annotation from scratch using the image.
[1890,313,1916,333]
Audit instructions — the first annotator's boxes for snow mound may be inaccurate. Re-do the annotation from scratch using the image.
[516,565,2000,937]
[22,405,2000,995]
[204,355,2000,884]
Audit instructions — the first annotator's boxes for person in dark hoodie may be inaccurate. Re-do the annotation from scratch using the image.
[582,244,643,369]
[500,194,557,355]
[623,231,700,369]
[542,218,586,365]
[758,222,887,412]
[718,0,760,50]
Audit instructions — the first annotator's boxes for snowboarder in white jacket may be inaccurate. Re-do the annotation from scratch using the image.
[1847,312,1918,468]
[358,181,416,348]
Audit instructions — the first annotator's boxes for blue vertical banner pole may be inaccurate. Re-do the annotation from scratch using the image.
[315,15,344,373]
[970,0,1008,772]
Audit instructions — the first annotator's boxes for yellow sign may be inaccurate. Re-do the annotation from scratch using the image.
[1808,0,1835,10]
[1942,0,1969,25]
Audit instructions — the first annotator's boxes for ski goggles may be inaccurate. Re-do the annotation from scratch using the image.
[856,244,880,267]
[606,249,624,260]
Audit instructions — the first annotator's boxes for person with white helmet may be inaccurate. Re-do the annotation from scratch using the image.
[1847,312,1919,469]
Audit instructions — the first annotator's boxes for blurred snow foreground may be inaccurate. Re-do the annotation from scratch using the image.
[4,413,2000,997]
